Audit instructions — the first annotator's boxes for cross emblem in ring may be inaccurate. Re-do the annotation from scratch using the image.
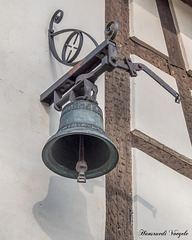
[62,31,83,64]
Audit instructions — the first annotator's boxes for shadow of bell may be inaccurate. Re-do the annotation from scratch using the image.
[33,176,95,240]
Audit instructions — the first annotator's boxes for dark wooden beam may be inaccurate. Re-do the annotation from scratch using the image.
[105,0,133,239]
[156,0,185,69]
[181,0,192,7]
[132,130,192,179]
[156,0,192,143]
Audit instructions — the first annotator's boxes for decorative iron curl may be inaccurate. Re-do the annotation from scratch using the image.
[49,9,64,31]
[104,21,118,40]
[48,10,98,67]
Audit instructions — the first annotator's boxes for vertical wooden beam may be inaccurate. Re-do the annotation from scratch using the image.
[156,0,192,142]
[156,0,185,68]
[105,0,133,239]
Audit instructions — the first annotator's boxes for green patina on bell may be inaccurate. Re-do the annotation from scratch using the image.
[42,100,119,182]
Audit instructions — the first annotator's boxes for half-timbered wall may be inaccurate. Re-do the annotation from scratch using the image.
[0,1,105,239]
[105,0,192,239]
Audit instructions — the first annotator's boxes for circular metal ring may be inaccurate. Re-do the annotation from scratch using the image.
[48,10,99,67]
[62,31,83,64]
[104,21,118,40]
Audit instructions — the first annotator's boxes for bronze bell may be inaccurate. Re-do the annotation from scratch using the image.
[42,100,119,183]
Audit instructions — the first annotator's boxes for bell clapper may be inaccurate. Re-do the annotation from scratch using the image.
[75,135,88,183]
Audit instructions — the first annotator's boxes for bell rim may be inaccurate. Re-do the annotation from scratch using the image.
[42,129,119,180]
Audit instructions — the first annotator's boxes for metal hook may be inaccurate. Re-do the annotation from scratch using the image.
[105,21,118,40]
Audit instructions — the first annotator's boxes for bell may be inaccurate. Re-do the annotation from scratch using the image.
[42,100,119,182]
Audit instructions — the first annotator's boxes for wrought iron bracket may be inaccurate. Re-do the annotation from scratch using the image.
[40,39,117,110]
[116,58,181,103]
[40,10,180,111]
[48,9,98,67]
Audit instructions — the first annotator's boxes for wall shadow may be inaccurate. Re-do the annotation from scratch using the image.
[133,194,157,217]
[33,176,95,240]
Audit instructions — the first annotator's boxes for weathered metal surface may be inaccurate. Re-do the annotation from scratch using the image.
[104,20,119,40]
[40,39,116,106]
[118,58,181,103]
[42,100,119,180]
[49,9,98,66]
[75,135,88,183]
[41,10,181,110]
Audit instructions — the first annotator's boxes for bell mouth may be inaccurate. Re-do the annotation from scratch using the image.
[42,100,119,180]
[52,134,110,170]
[42,132,119,179]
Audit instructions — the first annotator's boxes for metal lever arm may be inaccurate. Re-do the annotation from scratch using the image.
[117,58,181,104]
[137,63,180,103]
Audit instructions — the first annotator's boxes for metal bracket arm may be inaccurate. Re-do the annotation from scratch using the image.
[136,63,180,103]
[40,39,118,111]
[116,58,181,103]
[40,18,180,111]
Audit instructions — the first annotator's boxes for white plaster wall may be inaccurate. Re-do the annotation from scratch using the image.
[0,0,105,239]
[129,0,168,57]
[130,55,192,159]
[132,149,192,240]
[169,0,192,75]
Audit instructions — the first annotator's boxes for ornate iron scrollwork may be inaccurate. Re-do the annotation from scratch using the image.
[48,9,99,66]
[40,10,180,111]
[104,21,119,40]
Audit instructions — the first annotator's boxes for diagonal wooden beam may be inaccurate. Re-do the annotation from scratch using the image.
[132,129,192,179]
[181,0,192,8]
